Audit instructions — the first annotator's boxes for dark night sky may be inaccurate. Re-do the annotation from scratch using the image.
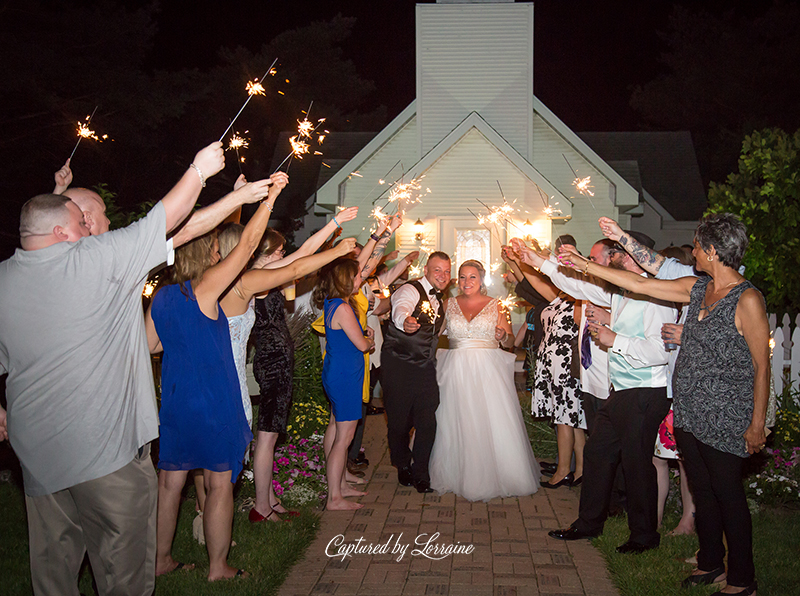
[141,0,677,133]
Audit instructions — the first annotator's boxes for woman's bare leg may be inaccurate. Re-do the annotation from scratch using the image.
[326,419,364,509]
[550,424,575,483]
[156,469,192,575]
[671,460,696,535]
[204,469,242,581]
[253,430,282,517]
[653,456,669,527]
[193,469,206,512]
[573,427,586,479]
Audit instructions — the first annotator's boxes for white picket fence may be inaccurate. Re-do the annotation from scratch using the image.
[770,313,800,396]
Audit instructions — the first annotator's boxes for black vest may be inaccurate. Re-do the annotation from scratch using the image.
[382,280,444,366]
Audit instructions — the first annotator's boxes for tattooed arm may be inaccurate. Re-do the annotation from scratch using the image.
[598,217,665,275]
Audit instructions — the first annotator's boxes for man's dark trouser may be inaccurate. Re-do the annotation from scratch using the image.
[382,354,439,484]
[574,387,670,547]
[582,391,627,512]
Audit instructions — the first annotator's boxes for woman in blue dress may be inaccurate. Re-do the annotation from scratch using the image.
[313,258,375,510]
[146,174,285,581]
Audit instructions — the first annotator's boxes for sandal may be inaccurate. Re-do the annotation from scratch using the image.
[711,581,757,596]
[271,499,300,518]
[682,566,726,587]
[248,507,281,523]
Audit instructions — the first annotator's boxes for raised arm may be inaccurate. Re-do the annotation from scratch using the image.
[739,289,770,454]
[380,250,419,286]
[264,206,359,270]
[240,239,357,299]
[53,159,73,194]
[354,214,401,288]
[501,245,558,303]
[194,175,287,308]
[558,246,696,304]
[170,172,283,248]
[598,217,665,276]
[160,142,225,234]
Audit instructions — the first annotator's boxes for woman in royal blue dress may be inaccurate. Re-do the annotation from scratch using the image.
[313,258,375,510]
[146,174,285,581]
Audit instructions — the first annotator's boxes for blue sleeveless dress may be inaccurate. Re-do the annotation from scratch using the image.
[152,281,253,481]
[321,298,364,422]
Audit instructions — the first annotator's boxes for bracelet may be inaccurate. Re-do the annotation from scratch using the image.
[333,217,341,228]
[189,163,206,188]
[583,260,591,275]
[370,233,381,242]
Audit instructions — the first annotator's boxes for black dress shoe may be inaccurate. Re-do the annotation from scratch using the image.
[366,405,385,415]
[570,475,583,487]
[711,581,756,596]
[540,461,558,474]
[397,467,413,487]
[615,540,656,554]
[682,566,726,588]
[353,452,369,466]
[414,479,434,494]
[548,526,600,541]
[541,472,574,489]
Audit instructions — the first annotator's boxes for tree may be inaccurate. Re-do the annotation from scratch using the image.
[631,3,800,186]
[706,128,800,313]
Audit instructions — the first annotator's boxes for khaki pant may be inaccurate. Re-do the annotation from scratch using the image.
[25,444,158,596]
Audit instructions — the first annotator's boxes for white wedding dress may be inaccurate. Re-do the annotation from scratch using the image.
[430,298,540,501]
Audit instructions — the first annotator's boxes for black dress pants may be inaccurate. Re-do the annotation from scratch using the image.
[382,354,439,483]
[674,428,755,587]
[574,387,670,547]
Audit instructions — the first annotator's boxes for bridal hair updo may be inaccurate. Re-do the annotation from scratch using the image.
[458,260,488,295]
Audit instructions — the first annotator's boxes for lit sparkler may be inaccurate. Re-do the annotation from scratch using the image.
[419,301,439,325]
[273,103,327,173]
[68,106,99,161]
[563,153,599,216]
[226,131,249,174]
[218,57,278,142]
[498,294,518,324]
[408,264,422,277]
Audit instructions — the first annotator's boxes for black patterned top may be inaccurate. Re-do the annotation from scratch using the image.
[673,276,759,457]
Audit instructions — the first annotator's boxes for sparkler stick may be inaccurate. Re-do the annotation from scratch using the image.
[467,208,503,244]
[498,294,518,325]
[419,300,439,325]
[354,160,403,208]
[68,106,98,162]
[226,130,249,176]
[273,102,326,174]
[218,57,278,142]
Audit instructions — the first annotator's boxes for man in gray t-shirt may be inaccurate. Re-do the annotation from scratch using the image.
[0,143,276,595]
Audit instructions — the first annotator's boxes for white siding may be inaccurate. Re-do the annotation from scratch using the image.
[416,3,533,158]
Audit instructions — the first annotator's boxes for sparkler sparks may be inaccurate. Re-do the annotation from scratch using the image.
[408,264,422,277]
[419,301,439,325]
[68,106,101,162]
[273,104,327,173]
[218,58,278,142]
[227,132,249,152]
[498,294,518,324]
[572,176,594,197]
[288,135,310,159]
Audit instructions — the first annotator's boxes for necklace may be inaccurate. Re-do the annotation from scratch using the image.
[700,279,742,313]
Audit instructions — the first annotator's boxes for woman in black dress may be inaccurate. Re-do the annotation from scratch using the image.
[249,208,358,522]
[554,213,768,596]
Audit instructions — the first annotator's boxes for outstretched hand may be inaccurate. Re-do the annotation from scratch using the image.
[192,142,225,180]
[407,250,420,262]
[234,174,247,191]
[265,172,289,202]
[556,246,590,273]
[237,179,273,204]
[598,217,624,242]
[335,206,359,224]
[388,213,403,233]
[403,315,421,334]
[509,237,545,269]
[54,159,73,193]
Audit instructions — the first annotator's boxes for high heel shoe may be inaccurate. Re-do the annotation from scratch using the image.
[681,566,726,587]
[541,472,574,489]
[711,581,756,596]
[570,475,583,487]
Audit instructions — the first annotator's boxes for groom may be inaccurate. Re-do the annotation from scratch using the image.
[382,251,451,493]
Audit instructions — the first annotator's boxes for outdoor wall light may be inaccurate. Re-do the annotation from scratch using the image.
[414,218,425,242]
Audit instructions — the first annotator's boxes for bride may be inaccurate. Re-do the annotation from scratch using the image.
[430,260,540,501]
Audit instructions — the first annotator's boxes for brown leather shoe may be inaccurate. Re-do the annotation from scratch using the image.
[346,460,366,477]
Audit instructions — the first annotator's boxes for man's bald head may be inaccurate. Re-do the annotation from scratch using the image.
[62,187,110,235]
[19,194,90,250]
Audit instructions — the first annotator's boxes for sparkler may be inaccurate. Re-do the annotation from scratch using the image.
[218,57,278,142]
[68,106,99,161]
[563,154,599,216]
[226,130,249,174]
[419,300,439,325]
[273,102,327,174]
[408,264,422,277]
[498,294,518,325]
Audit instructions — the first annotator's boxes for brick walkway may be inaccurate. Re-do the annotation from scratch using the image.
[278,413,619,596]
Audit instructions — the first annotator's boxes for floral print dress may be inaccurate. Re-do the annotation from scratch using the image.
[532,295,585,429]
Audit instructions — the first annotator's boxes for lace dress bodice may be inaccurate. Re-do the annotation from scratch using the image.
[227,301,256,425]
[446,298,498,348]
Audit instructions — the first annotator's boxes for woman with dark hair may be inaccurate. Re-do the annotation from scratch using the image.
[313,258,375,510]
[217,208,358,523]
[146,175,285,580]
[552,213,767,596]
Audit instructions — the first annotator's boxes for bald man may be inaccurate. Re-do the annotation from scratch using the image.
[62,187,110,235]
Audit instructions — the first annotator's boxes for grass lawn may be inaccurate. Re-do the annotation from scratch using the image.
[0,472,321,596]
[594,508,800,596]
